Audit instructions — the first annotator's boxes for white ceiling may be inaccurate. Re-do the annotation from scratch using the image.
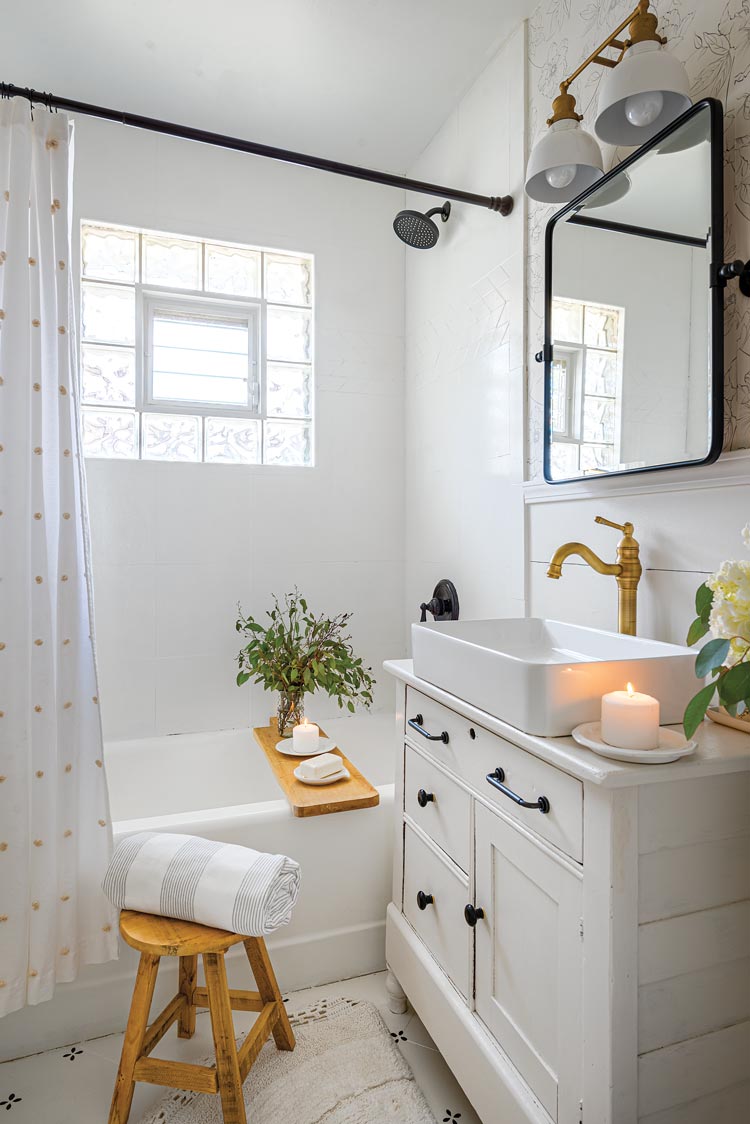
[1,0,532,173]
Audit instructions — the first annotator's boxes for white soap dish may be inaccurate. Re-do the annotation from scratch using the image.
[571,722,697,764]
[293,763,350,786]
[275,736,337,758]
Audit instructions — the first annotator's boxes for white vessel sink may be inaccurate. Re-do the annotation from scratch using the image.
[411,618,698,737]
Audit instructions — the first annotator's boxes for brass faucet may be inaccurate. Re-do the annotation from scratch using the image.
[547,516,642,635]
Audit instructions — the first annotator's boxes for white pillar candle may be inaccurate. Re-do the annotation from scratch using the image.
[601,683,660,750]
[292,717,319,752]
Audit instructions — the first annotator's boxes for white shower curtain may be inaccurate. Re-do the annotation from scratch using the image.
[0,98,117,1017]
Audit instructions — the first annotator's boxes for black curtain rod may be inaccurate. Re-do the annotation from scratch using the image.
[0,83,513,217]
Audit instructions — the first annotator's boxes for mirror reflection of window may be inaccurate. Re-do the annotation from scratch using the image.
[550,297,624,478]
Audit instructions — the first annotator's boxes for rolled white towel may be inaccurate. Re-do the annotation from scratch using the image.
[102,831,300,936]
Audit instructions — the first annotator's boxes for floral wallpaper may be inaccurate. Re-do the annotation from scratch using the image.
[526,0,750,479]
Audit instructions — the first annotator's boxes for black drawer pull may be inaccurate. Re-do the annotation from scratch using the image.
[486,767,550,814]
[417,788,435,808]
[464,904,484,927]
[416,890,434,911]
[408,714,449,744]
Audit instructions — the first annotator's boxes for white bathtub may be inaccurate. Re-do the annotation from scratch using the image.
[105,713,396,994]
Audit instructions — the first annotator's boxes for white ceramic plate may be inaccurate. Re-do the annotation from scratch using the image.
[571,722,697,764]
[293,763,350,786]
[275,736,337,758]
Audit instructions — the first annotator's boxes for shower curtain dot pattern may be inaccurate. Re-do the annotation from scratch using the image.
[0,98,118,1018]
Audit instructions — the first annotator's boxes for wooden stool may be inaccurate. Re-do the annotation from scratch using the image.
[108,910,295,1124]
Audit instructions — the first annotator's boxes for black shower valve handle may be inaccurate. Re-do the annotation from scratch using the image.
[419,597,442,623]
[419,580,459,623]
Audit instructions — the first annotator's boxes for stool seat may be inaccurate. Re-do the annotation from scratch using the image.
[120,909,247,956]
[109,910,295,1124]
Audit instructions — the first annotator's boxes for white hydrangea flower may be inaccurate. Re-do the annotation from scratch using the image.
[707,550,750,666]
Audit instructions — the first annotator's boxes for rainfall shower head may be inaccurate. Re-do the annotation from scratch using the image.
[393,201,451,248]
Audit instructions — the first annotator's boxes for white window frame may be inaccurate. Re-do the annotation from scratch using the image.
[551,297,625,472]
[79,220,315,466]
[550,345,583,441]
[141,291,261,417]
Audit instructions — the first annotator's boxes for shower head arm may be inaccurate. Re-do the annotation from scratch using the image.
[425,203,451,222]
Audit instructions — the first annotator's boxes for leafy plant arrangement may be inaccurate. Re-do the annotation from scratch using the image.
[236,589,375,736]
[683,524,750,738]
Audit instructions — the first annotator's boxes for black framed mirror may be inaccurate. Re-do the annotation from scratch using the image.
[543,98,724,484]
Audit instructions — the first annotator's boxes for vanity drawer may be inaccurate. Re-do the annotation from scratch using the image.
[404,745,471,872]
[405,687,583,863]
[403,822,470,999]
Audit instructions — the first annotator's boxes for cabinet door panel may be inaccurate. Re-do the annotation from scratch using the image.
[403,822,471,999]
[475,802,583,1123]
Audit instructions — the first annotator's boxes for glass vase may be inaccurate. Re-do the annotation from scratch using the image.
[277,691,304,738]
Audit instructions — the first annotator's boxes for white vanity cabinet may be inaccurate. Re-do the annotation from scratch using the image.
[384,660,750,1124]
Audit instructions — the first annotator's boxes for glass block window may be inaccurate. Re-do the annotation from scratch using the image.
[550,297,624,476]
[79,222,314,465]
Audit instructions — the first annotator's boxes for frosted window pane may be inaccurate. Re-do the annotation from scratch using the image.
[580,444,615,473]
[551,299,583,344]
[142,413,201,461]
[585,305,620,348]
[205,244,260,297]
[263,420,311,466]
[265,254,312,305]
[205,417,261,464]
[549,441,579,477]
[150,308,250,406]
[81,345,136,406]
[550,358,568,434]
[582,396,616,443]
[81,408,138,458]
[585,350,618,396]
[81,283,135,345]
[82,225,137,283]
[267,306,311,362]
[266,364,312,418]
[143,235,201,289]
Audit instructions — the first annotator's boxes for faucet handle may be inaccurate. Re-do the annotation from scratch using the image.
[595,515,634,535]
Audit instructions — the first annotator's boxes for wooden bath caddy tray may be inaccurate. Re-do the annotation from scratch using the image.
[253,719,380,818]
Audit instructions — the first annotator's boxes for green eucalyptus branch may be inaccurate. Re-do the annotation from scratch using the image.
[235,589,375,714]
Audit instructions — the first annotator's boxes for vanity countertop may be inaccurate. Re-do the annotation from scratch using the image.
[384,658,750,788]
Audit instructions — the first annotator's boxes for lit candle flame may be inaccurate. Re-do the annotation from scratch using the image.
[626,682,635,698]
[301,717,309,727]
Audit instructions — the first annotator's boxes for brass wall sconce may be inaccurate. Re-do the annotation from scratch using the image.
[525,0,691,203]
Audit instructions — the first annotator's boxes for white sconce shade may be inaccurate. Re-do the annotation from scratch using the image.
[594,41,691,145]
[525,119,604,204]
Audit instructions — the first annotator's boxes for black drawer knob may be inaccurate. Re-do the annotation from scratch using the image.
[464,903,485,927]
[417,788,435,808]
[416,890,434,911]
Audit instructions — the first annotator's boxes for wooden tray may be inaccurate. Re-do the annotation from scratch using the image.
[253,719,380,818]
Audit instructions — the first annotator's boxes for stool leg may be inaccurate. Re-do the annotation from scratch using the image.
[243,938,295,1051]
[204,951,247,1124]
[108,952,160,1124]
[178,954,198,1039]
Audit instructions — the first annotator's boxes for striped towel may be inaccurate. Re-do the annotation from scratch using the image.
[102,832,300,936]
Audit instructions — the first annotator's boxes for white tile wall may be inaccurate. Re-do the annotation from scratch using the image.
[527,472,750,644]
[76,115,407,739]
[404,24,527,632]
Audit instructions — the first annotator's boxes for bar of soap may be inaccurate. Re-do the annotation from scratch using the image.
[298,752,342,780]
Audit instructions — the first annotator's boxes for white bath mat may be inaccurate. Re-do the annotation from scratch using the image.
[136,997,437,1124]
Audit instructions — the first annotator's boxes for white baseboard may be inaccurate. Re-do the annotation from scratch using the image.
[0,919,386,1063]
